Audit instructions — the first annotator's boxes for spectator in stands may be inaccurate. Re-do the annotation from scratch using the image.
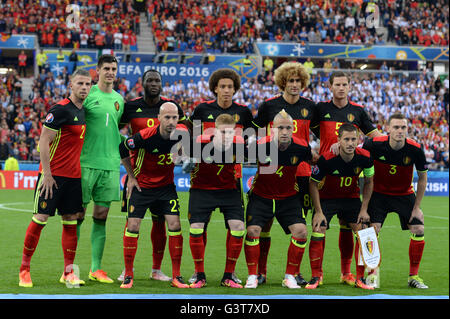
[114,28,123,50]
[0,135,11,161]
[36,49,48,75]
[56,49,65,62]
[18,51,27,77]
[69,49,78,72]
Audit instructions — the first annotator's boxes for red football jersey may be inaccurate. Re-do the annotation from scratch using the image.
[311,148,374,199]
[362,135,428,196]
[252,95,317,177]
[189,99,253,179]
[190,134,245,190]
[311,100,377,155]
[122,124,188,188]
[250,136,312,200]
[40,98,86,178]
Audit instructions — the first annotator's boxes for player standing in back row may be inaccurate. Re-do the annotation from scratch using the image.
[363,112,429,289]
[310,71,381,287]
[19,69,92,288]
[77,54,124,284]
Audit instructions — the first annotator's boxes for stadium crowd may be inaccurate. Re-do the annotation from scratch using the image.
[0,0,447,53]
[1,64,448,169]
[150,0,448,53]
[0,0,140,51]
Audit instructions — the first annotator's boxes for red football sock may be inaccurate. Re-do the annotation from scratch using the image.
[123,230,139,277]
[320,235,326,276]
[309,233,325,278]
[285,237,306,275]
[409,235,425,276]
[258,235,271,275]
[151,220,166,270]
[168,232,183,278]
[189,231,205,273]
[225,231,244,273]
[354,239,365,279]
[62,222,78,275]
[20,218,45,272]
[244,236,260,276]
[339,227,354,274]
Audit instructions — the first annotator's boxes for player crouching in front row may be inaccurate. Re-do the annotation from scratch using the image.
[308,123,374,290]
[244,110,316,289]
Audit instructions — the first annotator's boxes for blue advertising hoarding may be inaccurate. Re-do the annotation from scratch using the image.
[0,35,36,49]
[256,42,449,61]
[15,164,449,196]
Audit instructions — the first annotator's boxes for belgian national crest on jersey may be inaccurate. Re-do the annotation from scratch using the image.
[403,156,411,165]
[115,101,120,111]
[301,108,309,118]
[347,113,355,122]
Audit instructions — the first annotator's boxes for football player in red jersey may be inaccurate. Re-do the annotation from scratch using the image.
[308,123,374,290]
[118,102,190,289]
[251,61,317,286]
[19,69,92,288]
[310,71,381,286]
[188,114,246,289]
[244,110,313,289]
[187,68,253,285]
[363,113,429,289]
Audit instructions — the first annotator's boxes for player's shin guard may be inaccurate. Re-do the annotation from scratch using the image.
[189,228,205,273]
[309,232,325,278]
[339,224,354,275]
[168,230,183,278]
[409,233,425,276]
[91,217,106,272]
[151,219,167,270]
[123,230,139,278]
[225,230,244,274]
[62,220,78,275]
[286,237,307,276]
[244,236,260,276]
[258,232,271,275]
[20,217,46,272]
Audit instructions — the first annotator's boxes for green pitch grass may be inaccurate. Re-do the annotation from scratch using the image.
[0,190,448,297]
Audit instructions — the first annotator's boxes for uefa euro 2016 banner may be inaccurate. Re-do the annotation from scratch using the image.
[47,55,259,87]
[2,167,448,197]
[256,42,449,61]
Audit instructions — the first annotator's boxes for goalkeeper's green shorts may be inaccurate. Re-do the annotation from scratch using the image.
[81,167,120,208]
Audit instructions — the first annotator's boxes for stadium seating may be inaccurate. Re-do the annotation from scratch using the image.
[0,0,139,50]
[150,0,448,53]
